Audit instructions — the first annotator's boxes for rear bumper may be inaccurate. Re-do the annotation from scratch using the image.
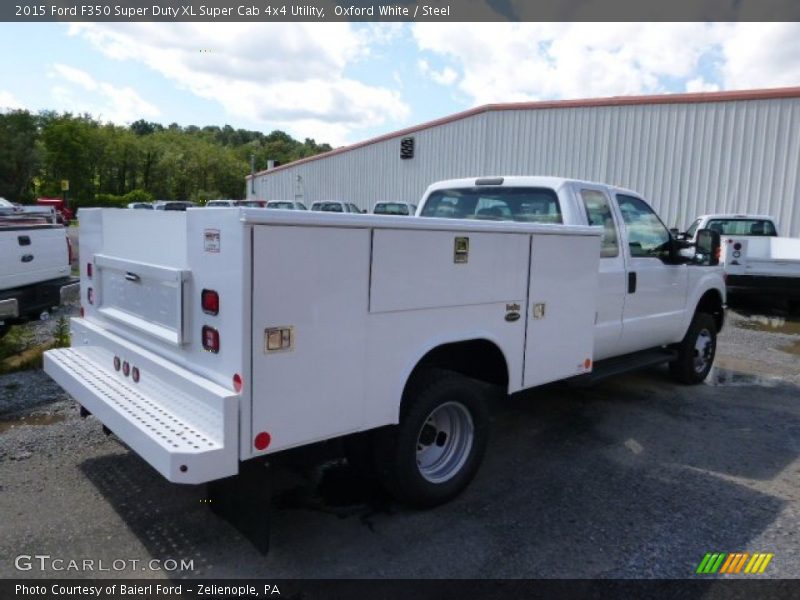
[726,274,800,299]
[0,276,79,321]
[44,318,239,484]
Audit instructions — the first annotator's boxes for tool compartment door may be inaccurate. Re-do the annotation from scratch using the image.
[524,233,600,387]
[250,225,370,453]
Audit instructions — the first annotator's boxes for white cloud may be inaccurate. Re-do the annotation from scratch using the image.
[0,90,24,110]
[67,23,409,145]
[412,23,800,105]
[685,77,721,93]
[48,63,160,123]
[413,23,724,104]
[717,23,800,89]
[418,59,458,86]
[52,64,98,91]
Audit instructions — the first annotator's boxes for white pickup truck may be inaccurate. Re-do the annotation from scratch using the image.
[0,207,79,338]
[680,214,800,307]
[43,176,724,516]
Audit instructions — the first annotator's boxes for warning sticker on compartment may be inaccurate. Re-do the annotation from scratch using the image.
[204,229,221,253]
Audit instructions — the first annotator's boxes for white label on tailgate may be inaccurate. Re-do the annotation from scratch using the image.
[204,229,220,253]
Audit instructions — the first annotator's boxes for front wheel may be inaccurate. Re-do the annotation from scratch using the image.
[669,312,717,384]
[373,369,489,508]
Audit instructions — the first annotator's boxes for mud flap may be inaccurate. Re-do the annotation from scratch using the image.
[207,460,272,555]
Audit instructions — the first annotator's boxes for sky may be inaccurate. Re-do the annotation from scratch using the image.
[0,22,799,147]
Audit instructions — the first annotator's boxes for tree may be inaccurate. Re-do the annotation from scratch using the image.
[0,110,41,203]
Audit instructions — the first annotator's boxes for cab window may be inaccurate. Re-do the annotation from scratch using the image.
[580,189,618,258]
[616,194,671,259]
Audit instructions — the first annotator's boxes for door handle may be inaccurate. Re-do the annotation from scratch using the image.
[21,254,34,263]
[627,272,637,294]
[125,272,141,282]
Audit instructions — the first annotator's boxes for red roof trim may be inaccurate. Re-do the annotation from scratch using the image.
[249,86,800,179]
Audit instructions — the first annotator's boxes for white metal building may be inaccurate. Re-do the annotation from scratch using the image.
[247,87,800,235]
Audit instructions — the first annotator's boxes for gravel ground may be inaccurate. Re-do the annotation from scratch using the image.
[0,303,798,579]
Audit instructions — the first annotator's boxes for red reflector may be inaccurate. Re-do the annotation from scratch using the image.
[201,289,219,315]
[80,306,85,318]
[254,432,271,450]
[233,373,243,393]
[87,263,93,278]
[122,361,130,377]
[131,367,140,383]
[733,242,742,251]
[113,356,121,371]
[87,287,94,305]
[202,326,220,353]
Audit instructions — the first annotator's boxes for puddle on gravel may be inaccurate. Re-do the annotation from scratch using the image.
[733,313,800,336]
[0,413,65,434]
[705,367,782,388]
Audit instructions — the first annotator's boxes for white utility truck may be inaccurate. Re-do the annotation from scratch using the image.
[0,206,79,338]
[43,176,724,516]
[680,214,800,306]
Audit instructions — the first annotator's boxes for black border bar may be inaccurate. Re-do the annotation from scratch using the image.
[5,0,800,22]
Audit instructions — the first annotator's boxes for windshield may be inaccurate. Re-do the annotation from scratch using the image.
[313,202,344,212]
[419,187,562,223]
[268,202,294,209]
[374,203,409,215]
[705,219,777,237]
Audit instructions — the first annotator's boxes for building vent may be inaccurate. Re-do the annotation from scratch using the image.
[400,137,415,160]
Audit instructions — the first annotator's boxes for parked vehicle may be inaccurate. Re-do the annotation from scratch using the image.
[240,200,267,208]
[153,201,197,211]
[37,197,73,224]
[310,201,363,213]
[206,200,241,208]
[127,202,154,210]
[1,210,79,338]
[266,200,308,210]
[677,214,800,305]
[680,214,779,241]
[373,201,417,216]
[43,177,722,547]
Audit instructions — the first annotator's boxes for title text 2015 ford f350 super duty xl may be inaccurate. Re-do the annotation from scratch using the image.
[42,176,724,535]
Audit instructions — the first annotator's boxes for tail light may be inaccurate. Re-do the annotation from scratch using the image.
[201,289,219,315]
[233,373,243,393]
[131,367,140,383]
[202,326,220,353]
[715,246,722,261]
[87,263,93,278]
[87,287,94,305]
[122,361,130,377]
[66,236,73,265]
[254,432,271,450]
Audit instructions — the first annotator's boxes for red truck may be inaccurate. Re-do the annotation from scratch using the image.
[37,198,74,224]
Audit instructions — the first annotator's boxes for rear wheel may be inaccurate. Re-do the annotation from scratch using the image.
[373,369,489,507]
[669,312,717,384]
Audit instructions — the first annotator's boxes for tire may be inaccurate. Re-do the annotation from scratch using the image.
[669,312,717,384]
[373,368,489,508]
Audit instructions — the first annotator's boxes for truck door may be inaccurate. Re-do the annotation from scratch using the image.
[575,186,626,361]
[614,193,689,352]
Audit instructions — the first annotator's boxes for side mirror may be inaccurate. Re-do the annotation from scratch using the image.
[695,228,721,266]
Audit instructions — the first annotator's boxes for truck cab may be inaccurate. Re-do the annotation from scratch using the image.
[417,176,725,364]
